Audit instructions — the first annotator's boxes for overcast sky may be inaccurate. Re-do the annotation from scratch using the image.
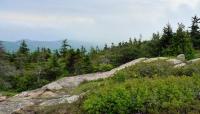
[0,0,199,43]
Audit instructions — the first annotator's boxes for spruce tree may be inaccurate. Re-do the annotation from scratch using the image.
[160,24,174,55]
[18,40,29,55]
[148,33,161,56]
[60,39,70,57]
[190,15,200,49]
[0,41,5,59]
[174,23,194,59]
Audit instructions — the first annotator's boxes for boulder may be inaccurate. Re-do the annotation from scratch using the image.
[40,91,57,98]
[177,54,185,61]
[0,96,7,102]
[187,58,200,64]
[39,95,79,106]
[174,63,186,68]
[143,57,168,63]
[167,59,183,65]
[15,89,45,98]
[43,82,63,91]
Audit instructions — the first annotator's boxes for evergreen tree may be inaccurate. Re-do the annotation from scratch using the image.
[60,39,70,57]
[65,49,76,74]
[47,55,62,80]
[0,41,5,59]
[184,31,195,59]
[104,44,108,50]
[173,23,185,54]
[174,23,194,59]
[81,46,86,55]
[190,15,200,49]
[147,33,161,56]
[54,49,60,58]
[82,55,93,73]
[160,24,174,55]
[18,40,29,55]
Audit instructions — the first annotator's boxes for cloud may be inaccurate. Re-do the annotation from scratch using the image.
[166,0,200,9]
[0,0,199,42]
[0,11,95,28]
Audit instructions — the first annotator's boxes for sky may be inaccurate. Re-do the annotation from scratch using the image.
[0,0,200,43]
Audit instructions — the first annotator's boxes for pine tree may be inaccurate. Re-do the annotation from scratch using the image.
[172,23,185,55]
[184,31,195,59]
[148,33,161,56]
[81,46,86,55]
[60,39,70,57]
[18,40,29,55]
[160,24,174,55]
[174,23,194,59]
[0,41,5,59]
[104,44,108,50]
[190,15,200,49]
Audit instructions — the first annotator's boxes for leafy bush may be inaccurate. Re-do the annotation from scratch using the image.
[84,87,132,114]
[173,61,200,76]
[114,60,174,80]
[94,63,114,72]
[83,76,200,114]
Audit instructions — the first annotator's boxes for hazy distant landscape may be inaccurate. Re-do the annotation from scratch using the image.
[2,39,101,52]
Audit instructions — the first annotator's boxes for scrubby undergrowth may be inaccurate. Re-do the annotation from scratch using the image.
[30,60,200,114]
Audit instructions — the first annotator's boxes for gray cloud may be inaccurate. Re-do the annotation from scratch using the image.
[0,0,199,43]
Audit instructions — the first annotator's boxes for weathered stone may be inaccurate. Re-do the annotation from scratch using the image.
[187,58,200,64]
[177,54,185,61]
[143,57,168,63]
[15,89,45,98]
[174,63,186,68]
[40,91,57,98]
[43,82,63,91]
[0,96,7,102]
[167,59,183,65]
[39,95,79,106]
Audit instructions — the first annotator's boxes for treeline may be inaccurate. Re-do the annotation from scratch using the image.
[0,15,200,92]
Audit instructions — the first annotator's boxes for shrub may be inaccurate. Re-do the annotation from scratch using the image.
[83,76,200,114]
[173,61,200,76]
[83,87,132,114]
[114,60,174,79]
[98,63,114,72]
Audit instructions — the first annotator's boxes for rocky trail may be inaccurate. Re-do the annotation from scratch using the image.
[0,55,199,114]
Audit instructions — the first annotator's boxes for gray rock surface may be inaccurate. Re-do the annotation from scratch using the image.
[177,54,185,61]
[187,58,200,64]
[167,59,183,65]
[174,63,186,68]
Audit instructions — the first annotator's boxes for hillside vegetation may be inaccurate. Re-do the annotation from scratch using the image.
[33,60,200,114]
[1,16,200,114]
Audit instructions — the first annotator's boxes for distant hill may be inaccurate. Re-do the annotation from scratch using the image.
[2,39,102,52]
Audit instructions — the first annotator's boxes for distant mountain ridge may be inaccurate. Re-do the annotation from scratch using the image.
[2,39,102,52]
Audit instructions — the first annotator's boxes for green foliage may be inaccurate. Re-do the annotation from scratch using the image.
[83,76,200,114]
[0,16,200,96]
[114,60,174,80]
[94,63,114,72]
[84,87,132,114]
[60,39,70,57]
[190,15,200,49]
[81,60,200,114]
[18,40,29,55]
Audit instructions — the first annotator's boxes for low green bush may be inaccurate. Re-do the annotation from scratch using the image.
[83,76,200,114]
[84,87,132,114]
[94,63,114,72]
[114,60,174,80]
